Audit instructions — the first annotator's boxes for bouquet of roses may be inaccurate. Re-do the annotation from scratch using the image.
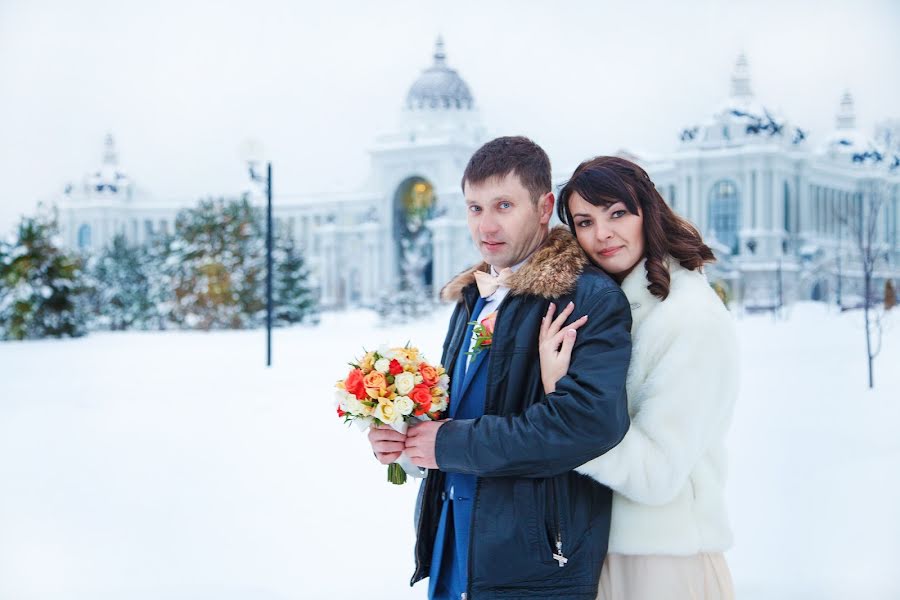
[335,344,450,484]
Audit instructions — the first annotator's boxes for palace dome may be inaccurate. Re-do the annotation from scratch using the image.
[406,37,474,111]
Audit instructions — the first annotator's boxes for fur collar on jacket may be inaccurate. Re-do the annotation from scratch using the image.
[440,226,588,302]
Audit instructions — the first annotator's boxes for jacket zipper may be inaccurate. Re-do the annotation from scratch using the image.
[551,479,567,567]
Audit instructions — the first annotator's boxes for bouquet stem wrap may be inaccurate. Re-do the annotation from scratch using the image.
[387,419,426,485]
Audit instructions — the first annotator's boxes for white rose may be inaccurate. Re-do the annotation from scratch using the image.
[349,397,374,417]
[394,396,414,416]
[374,358,391,374]
[345,396,364,416]
[377,346,398,360]
[334,390,349,411]
[394,372,416,395]
[374,400,401,425]
[438,374,450,389]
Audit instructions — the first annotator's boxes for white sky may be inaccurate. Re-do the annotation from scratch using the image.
[1,0,898,233]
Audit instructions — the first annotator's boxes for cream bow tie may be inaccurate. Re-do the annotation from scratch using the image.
[474,268,513,299]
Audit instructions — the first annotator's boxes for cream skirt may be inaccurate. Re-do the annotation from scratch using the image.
[598,552,734,600]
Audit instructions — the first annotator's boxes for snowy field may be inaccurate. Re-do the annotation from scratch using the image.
[1,302,898,600]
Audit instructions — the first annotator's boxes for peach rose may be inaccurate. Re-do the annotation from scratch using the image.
[419,363,439,387]
[363,371,388,398]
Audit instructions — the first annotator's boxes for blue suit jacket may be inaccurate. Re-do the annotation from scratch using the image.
[428,298,490,598]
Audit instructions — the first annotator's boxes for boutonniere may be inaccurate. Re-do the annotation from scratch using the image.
[466,311,497,356]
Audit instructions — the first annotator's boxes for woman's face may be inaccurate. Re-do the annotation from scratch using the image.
[568,191,645,280]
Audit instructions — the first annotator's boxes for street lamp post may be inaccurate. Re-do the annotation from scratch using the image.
[249,161,274,367]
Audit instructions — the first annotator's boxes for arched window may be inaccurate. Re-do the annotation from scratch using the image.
[77,224,92,249]
[393,176,436,289]
[708,180,741,254]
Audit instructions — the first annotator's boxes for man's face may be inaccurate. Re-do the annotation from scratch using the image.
[464,172,554,269]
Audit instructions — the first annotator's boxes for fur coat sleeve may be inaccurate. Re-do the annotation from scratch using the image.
[574,269,739,506]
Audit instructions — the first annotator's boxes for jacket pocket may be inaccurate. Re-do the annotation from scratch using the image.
[514,477,591,570]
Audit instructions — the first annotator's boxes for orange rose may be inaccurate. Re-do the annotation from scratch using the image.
[419,363,439,387]
[410,383,433,415]
[363,371,388,397]
[344,368,367,400]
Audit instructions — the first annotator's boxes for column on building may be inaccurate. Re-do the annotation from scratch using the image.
[745,171,753,233]
[695,176,705,233]
[888,186,897,251]
[430,215,455,301]
[318,222,339,308]
[795,174,807,238]
[739,170,756,255]
[359,220,382,306]
[756,169,763,232]
[685,173,695,224]
[771,170,784,256]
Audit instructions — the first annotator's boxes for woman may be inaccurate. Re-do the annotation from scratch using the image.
[540,156,738,599]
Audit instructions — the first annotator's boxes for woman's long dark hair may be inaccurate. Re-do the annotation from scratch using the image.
[558,156,714,300]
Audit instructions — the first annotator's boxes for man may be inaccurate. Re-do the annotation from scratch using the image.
[368,136,632,599]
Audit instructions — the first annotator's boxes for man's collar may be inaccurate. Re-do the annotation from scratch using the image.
[490,258,528,277]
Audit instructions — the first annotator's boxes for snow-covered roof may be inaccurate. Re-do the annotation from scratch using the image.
[818,92,900,172]
[678,54,807,151]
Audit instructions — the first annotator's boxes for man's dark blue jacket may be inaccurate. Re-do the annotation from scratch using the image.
[412,227,633,599]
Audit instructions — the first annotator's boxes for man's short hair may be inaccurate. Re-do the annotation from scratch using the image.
[461,136,552,204]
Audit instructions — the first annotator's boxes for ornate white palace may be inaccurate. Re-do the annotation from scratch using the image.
[58,40,898,309]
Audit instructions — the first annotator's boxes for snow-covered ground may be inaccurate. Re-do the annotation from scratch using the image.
[0,302,898,600]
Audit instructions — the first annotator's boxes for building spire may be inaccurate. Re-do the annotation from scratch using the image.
[730,53,753,99]
[433,35,446,67]
[103,133,118,165]
[836,90,855,130]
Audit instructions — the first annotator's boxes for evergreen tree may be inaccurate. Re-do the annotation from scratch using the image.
[90,234,155,330]
[273,226,317,325]
[170,196,265,330]
[0,212,88,340]
[144,232,177,330]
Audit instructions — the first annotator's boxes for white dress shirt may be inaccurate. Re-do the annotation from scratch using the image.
[466,260,528,364]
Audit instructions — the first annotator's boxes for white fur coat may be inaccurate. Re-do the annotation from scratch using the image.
[575,257,739,555]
